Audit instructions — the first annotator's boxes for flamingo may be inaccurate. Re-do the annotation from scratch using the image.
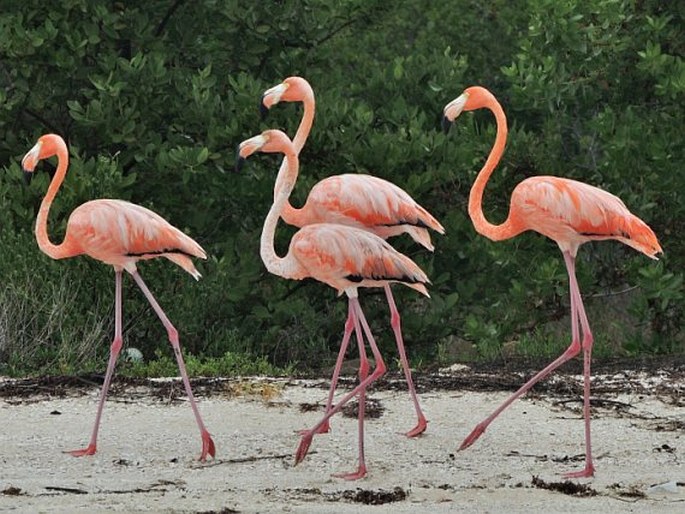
[236,129,430,479]
[442,87,662,478]
[261,76,444,437]
[21,134,215,461]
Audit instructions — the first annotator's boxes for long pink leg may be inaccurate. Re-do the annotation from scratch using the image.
[131,271,215,461]
[299,302,356,435]
[317,289,427,438]
[459,251,584,455]
[561,251,595,478]
[332,306,369,480]
[295,296,386,475]
[68,270,124,457]
[385,284,427,437]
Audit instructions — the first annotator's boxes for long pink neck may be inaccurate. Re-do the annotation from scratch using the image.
[262,142,304,279]
[36,141,79,260]
[279,86,315,227]
[468,95,521,241]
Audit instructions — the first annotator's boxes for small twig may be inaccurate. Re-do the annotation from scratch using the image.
[315,18,359,47]
[155,0,186,37]
[23,108,61,135]
[197,451,316,468]
[587,285,639,298]
[506,450,549,460]
[554,398,634,409]
[44,486,88,495]
[609,495,643,503]
[103,479,184,495]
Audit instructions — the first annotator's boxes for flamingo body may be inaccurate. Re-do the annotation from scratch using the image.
[262,76,440,438]
[443,86,661,478]
[237,129,430,479]
[64,199,206,277]
[506,176,661,257]
[21,134,214,461]
[288,222,429,295]
[285,174,444,251]
[263,76,444,250]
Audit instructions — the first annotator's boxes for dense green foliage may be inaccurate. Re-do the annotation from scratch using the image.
[0,0,682,375]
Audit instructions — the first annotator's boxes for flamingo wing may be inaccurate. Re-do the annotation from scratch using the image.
[514,176,662,258]
[304,174,444,233]
[66,199,207,277]
[289,223,429,295]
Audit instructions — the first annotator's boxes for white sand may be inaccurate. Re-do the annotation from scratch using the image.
[0,373,683,513]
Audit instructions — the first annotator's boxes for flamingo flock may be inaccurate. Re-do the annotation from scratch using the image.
[260,76,443,439]
[19,78,661,480]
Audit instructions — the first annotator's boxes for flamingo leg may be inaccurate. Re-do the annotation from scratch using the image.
[332,305,369,480]
[68,270,124,457]
[300,302,356,436]
[561,251,595,478]
[459,252,585,463]
[130,271,215,461]
[295,296,386,477]
[384,284,427,437]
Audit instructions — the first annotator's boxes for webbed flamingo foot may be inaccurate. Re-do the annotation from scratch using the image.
[295,432,314,465]
[404,415,427,437]
[332,464,367,480]
[66,444,97,457]
[563,463,595,479]
[459,422,487,450]
[198,430,216,461]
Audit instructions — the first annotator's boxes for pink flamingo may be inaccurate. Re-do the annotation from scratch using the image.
[261,76,444,437]
[442,87,662,477]
[236,129,430,479]
[21,134,215,461]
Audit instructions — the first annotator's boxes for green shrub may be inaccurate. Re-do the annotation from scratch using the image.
[0,0,682,376]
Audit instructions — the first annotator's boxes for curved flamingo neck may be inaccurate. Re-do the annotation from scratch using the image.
[279,84,315,228]
[262,143,304,279]
[468,95,521,241]
[36,141,79,260]
[292,84,314,153]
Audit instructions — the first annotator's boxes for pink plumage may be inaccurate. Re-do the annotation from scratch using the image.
[21,134,214,461]
[443,86,662,478]
[512,176,661,257]
[289,222,429,295]
[66,199,206,278]
[238,128,430,480]
[262,76,441,439]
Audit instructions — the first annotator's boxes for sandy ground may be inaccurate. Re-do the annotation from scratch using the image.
[0,365,683,513]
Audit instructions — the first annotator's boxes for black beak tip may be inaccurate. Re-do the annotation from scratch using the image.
[441,115,453,135]
[259,99,270,120]
[22,170,33,185]
[235,154,245,173]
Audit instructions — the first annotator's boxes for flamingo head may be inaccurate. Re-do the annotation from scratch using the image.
[442,86,496,133]
[235,129,294,172]
[260,76,312,118]
[21,134,65,184]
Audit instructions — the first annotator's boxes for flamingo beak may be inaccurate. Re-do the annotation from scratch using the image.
[236,134,268,171]
[235,152,245,173]
[441,115,453,134]
[260,82,289,120]
[259,97,270,120]
[442,92,469,134]
[21,142,41,185]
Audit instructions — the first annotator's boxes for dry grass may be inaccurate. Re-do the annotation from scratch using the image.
[0,275,109,374]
